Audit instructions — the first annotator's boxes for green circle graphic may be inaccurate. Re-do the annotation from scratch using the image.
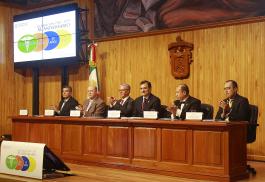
[6,155,18,169]
[18,34,38,53]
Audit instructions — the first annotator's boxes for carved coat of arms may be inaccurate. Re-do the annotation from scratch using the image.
[168,36,194,79]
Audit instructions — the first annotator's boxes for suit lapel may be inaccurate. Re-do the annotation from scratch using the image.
[181,104,188,114]
[88,100,96,113]
[146,95,153,109]
[59,100,64,109]
[229,94,240,113]
[116,99,123,110]
[182,97,192,113]
[60,98,70,111]
[64,98,70,109]
[121,99,127,108]
[123,97,132,107]
[231,98,239,113]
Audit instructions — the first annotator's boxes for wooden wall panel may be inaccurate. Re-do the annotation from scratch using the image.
[94,23,265,161]
[193,131,223,166]
[230,125,247,168]
[134,127,156,159]
[1,1,265,161]
[161,129,188,163]
[28,123,46,143]
[0,6,26,136]
[39,68,61,115]
[46,123,62,153]
[12,122,29,142]
[83,126,103,155]
[62,125,82,155]
[106,127,129,157]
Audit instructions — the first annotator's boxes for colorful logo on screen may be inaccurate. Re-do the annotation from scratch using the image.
[18,30,72,53]
[5,155,36,172]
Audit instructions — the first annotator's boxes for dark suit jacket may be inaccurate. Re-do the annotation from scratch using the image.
[133,94,161,117]
[174,96,201,120]
[215,94,250,121]
[57,97,79,116]
[108,97,134,117]
[83,97,106,117]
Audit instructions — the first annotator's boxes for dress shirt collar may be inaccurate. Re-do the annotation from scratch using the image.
[142,95,150,102]
[121,96,129,103]
[180,96,189,103]
[63,97,70,102]
[88,96,98,102]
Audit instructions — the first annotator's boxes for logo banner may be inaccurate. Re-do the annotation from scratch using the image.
[0,141,45,179]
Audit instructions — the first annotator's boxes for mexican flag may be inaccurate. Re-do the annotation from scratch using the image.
[88,43,99,90]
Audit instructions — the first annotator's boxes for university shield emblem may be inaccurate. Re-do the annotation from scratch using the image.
[168,36,193,79]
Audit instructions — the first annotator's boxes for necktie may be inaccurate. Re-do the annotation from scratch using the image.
[225,99,234,121]
[120,99,124,106]
[86,100,93,111]
[142,98,148,111]
[228,99,234,108]
[60,100,67,111]
[178,101,185,109]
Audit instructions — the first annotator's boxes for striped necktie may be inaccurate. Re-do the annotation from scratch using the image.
[142,98,148,111]
[120,99,124,106]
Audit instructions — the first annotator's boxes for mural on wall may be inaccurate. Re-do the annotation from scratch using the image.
[94,0,265,38]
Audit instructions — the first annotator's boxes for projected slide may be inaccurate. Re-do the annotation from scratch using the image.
[14,11,76,62]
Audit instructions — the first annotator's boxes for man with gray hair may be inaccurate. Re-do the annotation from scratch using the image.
[108,83,134,117]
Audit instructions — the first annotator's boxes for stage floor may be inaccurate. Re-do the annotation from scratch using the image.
[0,161,264,182]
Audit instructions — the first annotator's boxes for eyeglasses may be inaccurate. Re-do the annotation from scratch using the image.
[224,87,232,90]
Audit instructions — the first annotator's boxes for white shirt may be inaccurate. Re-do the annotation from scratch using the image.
[142,96,149,102]
[86,99,93,111]
[60,98,69,111]
[120,96,129,106]
[176,97,189,117]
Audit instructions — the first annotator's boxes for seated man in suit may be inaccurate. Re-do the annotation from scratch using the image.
[133,80,161,117]
[79,86,106,117]
[215,80,250,121]
[52,85,79,116]
[167,84,201,120]
[108,83,134,117]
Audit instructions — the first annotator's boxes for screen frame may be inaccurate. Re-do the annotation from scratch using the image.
[13,3,81,68]
[43,146,70,172]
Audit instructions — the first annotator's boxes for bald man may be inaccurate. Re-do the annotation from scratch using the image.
[167,84,201,120]
[107,83,134,117]
[81,86,106,117]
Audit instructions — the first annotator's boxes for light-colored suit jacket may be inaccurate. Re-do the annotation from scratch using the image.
[82,97,106,117]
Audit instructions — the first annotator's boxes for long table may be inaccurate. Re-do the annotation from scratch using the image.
[11,116,248,181]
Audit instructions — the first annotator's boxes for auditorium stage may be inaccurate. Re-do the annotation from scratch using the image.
[0,161,263,182]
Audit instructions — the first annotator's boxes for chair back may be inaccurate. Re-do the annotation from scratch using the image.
[200,103,214,119]
[247,104,258,143]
